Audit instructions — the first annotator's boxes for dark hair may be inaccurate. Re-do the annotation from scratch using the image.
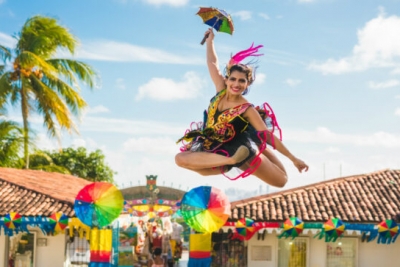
[153,247,162,256]
[225,64,256,95]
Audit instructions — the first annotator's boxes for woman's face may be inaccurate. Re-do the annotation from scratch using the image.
[225,70,248,95]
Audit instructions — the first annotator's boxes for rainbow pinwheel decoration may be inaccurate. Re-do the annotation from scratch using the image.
[49,212,69,233]
[4,212,22,229]
[324,218,346,242]
[280,217,304,239]
[74,182,124,228]
[180,186,230,233]
[235,217,257,240]
[377,219,399,244]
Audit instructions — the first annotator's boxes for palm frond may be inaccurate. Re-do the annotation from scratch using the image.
[18,51,57,73]
[41,70,87,115]
[0,72,13,108]
[47,59,98,88]
[0,45,12,61]
[29,75,78,137]
[18,16,77,58]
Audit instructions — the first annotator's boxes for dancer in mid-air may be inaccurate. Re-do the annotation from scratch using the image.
[175,28,308,187]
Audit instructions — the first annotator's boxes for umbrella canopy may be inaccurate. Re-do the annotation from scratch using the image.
[378,219,399,238]
[180,186,230,233]
[4,212,22,229]
[49,212,69,233]
[235,217,257,240]
[282,217,304,238]
[74,182,124,228]
[196,7,234,44]
[323,218,346,242]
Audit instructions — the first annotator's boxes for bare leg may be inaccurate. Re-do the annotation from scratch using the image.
[240,149,287,188]
[186,167,223,176]
[175,147,249,170]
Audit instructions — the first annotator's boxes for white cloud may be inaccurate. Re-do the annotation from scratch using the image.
[115,78,126,90]
[285,78,302,87]
[253,73,266,85]
[0,31,16,48]
[391,68,400,75]
[123,137,177,155]
[81,116,186,136]
[309,10,400,74]
[285,127,400,147]
[395,108,400,116]
[368,79,400,89]
[142,0,188,7]
[326,146,340,153]
[258,13,270,20]
[232,11,252,21]
[135,71,206,101]
[86,105,110,114]
[395,95,400,99]
[59,40,203,64]
[298,0,316,3]
[0,0,5,5]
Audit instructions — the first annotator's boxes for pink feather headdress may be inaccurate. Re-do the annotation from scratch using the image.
[226,43,263,80]
[228,43,264,65]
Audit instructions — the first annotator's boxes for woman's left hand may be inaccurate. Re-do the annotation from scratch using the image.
[292,158,309,173]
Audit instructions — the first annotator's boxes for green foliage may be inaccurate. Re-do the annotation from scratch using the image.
[0,115,24,168]
[38,147,116,183]
[0,15,98,168]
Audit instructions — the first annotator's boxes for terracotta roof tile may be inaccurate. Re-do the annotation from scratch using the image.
[230,169,400,223]
[0,167,91,217]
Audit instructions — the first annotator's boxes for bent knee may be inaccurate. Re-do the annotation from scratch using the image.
[274,175,288,188]
[175,153,186,167]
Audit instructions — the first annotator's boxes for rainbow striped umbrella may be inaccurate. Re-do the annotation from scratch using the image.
[378,219,398,239]
[4,212,22,229]
[324,218,346,241]
[74,182,124,228]
[282,217,304,238]
[49,212,69,233]
[181,186,230,233]
[235,217,257,240]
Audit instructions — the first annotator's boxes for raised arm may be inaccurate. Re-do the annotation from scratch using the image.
[205,28,225,92]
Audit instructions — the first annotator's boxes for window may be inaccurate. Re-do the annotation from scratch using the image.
[278,238,309,267]
[7,232,37,267]
[326,238,357,267]
[65,231,90,267]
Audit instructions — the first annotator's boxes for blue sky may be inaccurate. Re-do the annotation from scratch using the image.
[1,0,400,199]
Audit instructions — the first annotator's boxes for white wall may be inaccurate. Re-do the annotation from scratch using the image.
[247,230,277,267]
[35,230,66,267]
[0,228,66,267]
[246,232,400,267]
[0,234,6,267]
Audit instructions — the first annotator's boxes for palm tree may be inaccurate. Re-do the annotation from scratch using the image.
[0,113,24,168]
[0,15,97,168]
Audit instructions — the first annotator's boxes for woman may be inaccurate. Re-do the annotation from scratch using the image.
[175,28,308,187]
[148,247,165,267]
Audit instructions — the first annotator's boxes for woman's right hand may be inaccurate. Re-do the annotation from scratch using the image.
[205,28,215,44]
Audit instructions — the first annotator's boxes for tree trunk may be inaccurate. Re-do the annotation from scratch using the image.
[20,86,29,169]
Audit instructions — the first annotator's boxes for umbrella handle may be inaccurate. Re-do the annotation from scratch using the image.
[200,32,210,45]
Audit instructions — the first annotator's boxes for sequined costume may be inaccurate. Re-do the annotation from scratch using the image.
[177,89,279,180]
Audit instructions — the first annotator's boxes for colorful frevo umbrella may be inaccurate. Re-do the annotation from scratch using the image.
[196,6,234,44]
[235,217,257,240]
[49,212,69,234]
[4,212,22,230]
[180,186,230,233]
[378,219,399,239]
[74,182,124,228]
[324,217,346,242]
[280,217,304,239]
